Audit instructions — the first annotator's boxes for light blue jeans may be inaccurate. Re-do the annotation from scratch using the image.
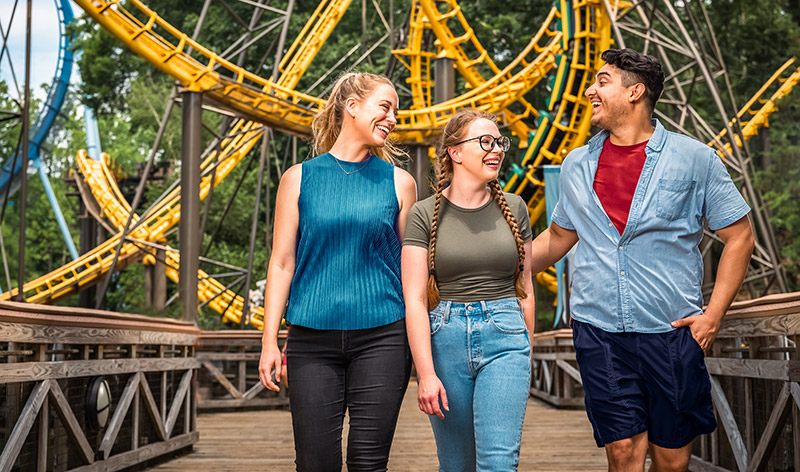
[428,297,532,472]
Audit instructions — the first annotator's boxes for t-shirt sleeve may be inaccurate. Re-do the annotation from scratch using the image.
[703,151,751,230]
[510,194,533,242]
[402,201,431,248]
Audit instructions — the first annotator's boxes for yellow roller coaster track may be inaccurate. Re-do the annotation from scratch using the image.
[74,150,266,328]
[276,0,353,90]
[708,58,800,157]
[409,0,543,144]
[504,0,618,222]
[71,0,561,144]
[391,1,435,110]
[1,119,267,326]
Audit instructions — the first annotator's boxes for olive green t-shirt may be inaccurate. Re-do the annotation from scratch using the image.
[403,192,533,303]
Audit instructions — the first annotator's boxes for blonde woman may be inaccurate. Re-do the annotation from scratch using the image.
[258,72,417,472]
[403,109,534,471]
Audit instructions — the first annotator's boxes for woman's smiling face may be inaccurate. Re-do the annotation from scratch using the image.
[451,118,506,183]
[350,83,399,148]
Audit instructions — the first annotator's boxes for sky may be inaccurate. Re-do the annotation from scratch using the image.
[1,0,64,103]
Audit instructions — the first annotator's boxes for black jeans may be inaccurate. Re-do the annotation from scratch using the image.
[286,319,411,472]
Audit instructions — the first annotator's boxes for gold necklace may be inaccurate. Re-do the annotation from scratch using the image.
[330,154,370,175]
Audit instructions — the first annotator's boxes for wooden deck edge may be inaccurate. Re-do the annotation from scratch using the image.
[0,301,200,335]
[198,397,289,410]
[689,455,731,472]
[68,431,198,472]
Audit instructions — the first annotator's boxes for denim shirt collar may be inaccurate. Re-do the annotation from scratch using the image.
[584,119,667,243]
[586,118,666,153]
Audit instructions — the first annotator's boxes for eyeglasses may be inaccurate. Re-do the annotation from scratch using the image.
[454,134,511,152]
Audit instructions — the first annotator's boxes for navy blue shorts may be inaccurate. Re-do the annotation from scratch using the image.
[572,319,717,449]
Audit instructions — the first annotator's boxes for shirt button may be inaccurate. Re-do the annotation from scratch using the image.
[620,271,625,276]
[619,246,623,250]
[608,222,613,227]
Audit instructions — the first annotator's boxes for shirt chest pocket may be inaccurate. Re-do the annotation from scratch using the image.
[656,179,696,221]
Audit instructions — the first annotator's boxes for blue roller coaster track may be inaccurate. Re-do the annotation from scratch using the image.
[0,0,80,262]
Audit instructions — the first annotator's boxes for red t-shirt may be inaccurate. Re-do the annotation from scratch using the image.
[592,139,648,235]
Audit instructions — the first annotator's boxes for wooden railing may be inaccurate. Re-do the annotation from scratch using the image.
[530,292,800,472]
[196,330,288,410]
[529,329,582,408]
[0,300,200,472]
[692,293,800,472]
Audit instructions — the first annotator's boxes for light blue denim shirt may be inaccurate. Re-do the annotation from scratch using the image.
[551,119,751,333]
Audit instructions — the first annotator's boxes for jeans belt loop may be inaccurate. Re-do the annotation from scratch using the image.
[443,301,452,323]
[480,300,489,320]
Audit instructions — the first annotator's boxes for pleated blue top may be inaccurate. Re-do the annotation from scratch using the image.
[285,152,405,330]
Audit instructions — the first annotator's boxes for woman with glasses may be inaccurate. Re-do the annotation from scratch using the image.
[402,108,535,471]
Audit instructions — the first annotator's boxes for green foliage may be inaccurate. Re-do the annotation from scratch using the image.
[707,0,800,97]
[754,93,800,289]
[70,20,148,115]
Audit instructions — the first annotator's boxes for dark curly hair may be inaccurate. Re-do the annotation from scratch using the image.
[601,48,664,113]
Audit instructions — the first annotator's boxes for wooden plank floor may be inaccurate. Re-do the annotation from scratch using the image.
[150,381,606,471]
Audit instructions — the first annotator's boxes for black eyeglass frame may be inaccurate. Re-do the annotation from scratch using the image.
[453,134,511,152]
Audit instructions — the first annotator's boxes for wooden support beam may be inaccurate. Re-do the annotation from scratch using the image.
[0,380,49,472]
[139,375,168,440]
[555,359,583,384]
[791,381,800,408]
[165,370,193,437]
[704,358,800,381]
[201,359,243,399]
[542,360,553,393]
[747,383,793,472]
[709,375,747,472]
[99,373,140,460]
[242,382,266,401]
[36,396,47,472]
[47,379,95,465]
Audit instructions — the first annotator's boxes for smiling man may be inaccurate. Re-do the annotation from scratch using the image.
[530,49,755,471]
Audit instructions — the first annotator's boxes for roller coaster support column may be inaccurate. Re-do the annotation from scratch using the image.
[241,128,269,327]
[145,249,167,310]
[434,57,455,105]
[78,207,101,308]
[13,0,33,302]
[409,147,430,199]
[408,57,456,199]
[180,91,202,325]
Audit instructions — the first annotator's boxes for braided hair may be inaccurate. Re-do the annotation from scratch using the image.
[427,109,527,306]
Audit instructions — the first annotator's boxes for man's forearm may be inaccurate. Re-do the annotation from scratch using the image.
[530,224,579,274]
[704,224,755,322]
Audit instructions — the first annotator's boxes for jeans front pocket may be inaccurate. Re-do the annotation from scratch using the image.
[488,307,526,334]
[656,179,695,221]
[429,312,444,336]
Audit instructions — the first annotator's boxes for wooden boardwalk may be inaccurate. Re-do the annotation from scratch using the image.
[150,381,607,471]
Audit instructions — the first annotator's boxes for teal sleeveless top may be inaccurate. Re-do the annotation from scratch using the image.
[285,153,405,330]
